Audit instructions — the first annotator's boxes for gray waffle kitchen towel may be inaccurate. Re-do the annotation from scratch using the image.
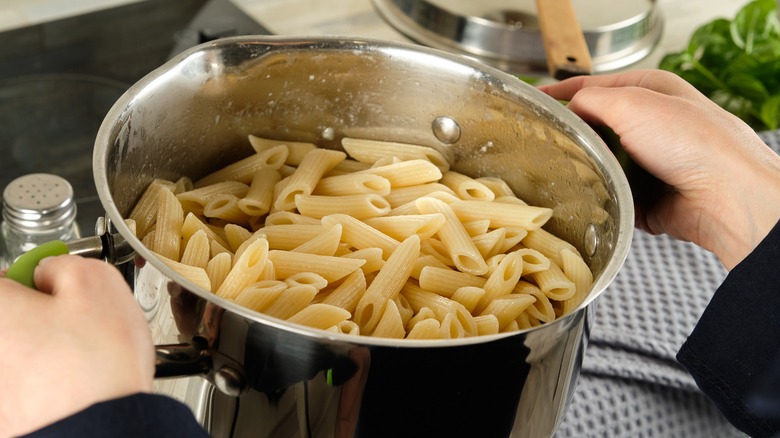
[555,130,780,437]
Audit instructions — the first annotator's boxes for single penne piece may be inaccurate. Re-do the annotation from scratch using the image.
[180,229,210,269]
[449,200,553,230]
[267,250,365,283]
[177,181,249,216]
[473,314,500,336]
[356,159,442,188]
[327,158,372,176]
[354,235,420,334]
[129,179,176,238]
[499,227,529,253]
[529,261,576,301]
[440,170,495,201]
[475,250,525,314]
[206,252,233,292]
[291,224,342,256]
[475,176,516,198]
[402,282,477,337]
[295,193,390,220]
[514,247,551,276]
[263,285,318,320]
[479,294,536,330]
[155,252,212,292]
[341,247,385,274]
[560,248,594,315]
[503,320,521,333]
[259,224,326,251]
[462,219,491,237]
[264,211,322,226]
[371,299,406,339]
[515,312,542,330]
[287,303,352,330]
[439,312,466,339]
[224,223,252,253]
[151,188,184,261]
[417,265,486,297]
[319,269,366,313]
[238,168,281,217]
[415,197,488,276]
[274,148,346,211]
[405,318,442,339]
[173,176,193,194]
[321,214,400,259]
[210,239,232,258]
[181,213,230,250]
[484,254,507,277]
[394,295,415,328]
[384,183,455,208]
[363,213,445,241]
[451,286,486,313]
[216,238,269,300]
[247,135,317,166]
[341,137,450,172]
[410,254,451,279]
[203,194,249,225]
[514,280,556,323]
[327,320,361,336]
[124,219,137,237]
[472,228,507,259]
[313,173,391,197]
[407,306,437,329]
[194,144,289,187]
[234,280,288,312]
[284,272,328,291]
[522,228,580,266]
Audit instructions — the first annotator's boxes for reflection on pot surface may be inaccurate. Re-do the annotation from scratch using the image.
[94,36,633,437]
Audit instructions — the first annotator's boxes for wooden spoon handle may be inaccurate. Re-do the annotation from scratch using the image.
[535,0,593,79]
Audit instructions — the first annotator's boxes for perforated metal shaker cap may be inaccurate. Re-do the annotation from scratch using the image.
[2,173,77,233]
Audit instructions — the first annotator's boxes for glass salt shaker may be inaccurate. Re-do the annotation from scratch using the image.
[0,174,80,268]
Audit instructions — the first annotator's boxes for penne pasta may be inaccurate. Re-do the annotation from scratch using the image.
[195,144,288,187]
[234,280,288,312]
[238,168,280,216]
[287,303,351,330]
[150,188,184,261]
[129,179,176,238]
[177,181,249,217]
[274,148,346,211]
[449,200,553,231]
[371,299,406,339]
[357,159,442,188]
[363,214,445,241]
[268,250,365,283]
[440,170,495,201]
[180,229,210,269]
[313,173,391,197]
[295,193,391,219]
[319,269,366,313]
[341,137,450,172]
[247,135,317,166]
[263,285,318,320]
[354,235,420,334]
[416,197,488,276]
[216,238,269,300]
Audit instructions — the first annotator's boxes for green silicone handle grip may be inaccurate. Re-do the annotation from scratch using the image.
[5,240,69,289]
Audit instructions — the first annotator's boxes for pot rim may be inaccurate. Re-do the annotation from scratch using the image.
[93,35,634,348]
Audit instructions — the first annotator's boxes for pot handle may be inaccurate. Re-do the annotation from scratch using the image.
[6,217,135,288]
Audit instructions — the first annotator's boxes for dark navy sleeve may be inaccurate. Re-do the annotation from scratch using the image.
[677,220,780,438]
[20,393,209,438]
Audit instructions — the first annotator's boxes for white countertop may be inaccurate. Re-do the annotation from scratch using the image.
[0,0,751,73]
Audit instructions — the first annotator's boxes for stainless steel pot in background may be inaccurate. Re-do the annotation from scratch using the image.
[93,36,633,437]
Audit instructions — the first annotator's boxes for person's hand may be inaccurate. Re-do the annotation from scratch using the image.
[0,255,154,437]
[540,69,780,270]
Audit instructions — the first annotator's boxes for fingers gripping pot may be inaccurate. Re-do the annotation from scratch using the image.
[94,36,633,437]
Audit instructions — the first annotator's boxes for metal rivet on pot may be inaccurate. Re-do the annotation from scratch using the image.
[432,116,461,144]
[584,224,599,258]
[214,365,247,397]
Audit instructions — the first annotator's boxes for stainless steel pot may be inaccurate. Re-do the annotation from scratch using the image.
[94,36,633,437]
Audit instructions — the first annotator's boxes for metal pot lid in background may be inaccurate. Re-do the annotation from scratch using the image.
[371,0,663,75]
